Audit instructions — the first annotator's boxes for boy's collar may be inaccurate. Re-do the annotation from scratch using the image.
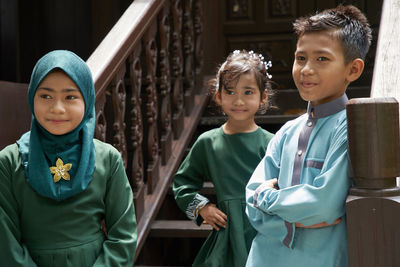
[307,94,348,118]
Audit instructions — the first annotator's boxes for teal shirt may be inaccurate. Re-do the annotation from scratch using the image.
[0,139,137,267]
[246,95,351,267]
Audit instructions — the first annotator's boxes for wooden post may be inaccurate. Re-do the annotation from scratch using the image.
[346,97,400,267]
[346,0,400,264]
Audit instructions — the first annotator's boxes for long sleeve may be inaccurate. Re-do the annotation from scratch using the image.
[246,115,351,248]
[246,128,295,246]
[0,145,37,267]
[173,137,210,225]
[93,150,137,267]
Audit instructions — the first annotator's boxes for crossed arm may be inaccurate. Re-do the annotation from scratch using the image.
[263,178,341,229]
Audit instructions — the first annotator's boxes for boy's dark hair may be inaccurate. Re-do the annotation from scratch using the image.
[293,4,372,63]
[209,50,273,114]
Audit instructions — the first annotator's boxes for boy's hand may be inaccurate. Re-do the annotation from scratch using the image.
[199,203,227,231]
[295,218,342,228]
[265,178,278,189]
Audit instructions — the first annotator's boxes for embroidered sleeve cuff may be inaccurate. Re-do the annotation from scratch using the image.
[185,193,210,225]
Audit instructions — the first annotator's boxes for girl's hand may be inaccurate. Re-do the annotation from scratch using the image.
[199,203,227,231]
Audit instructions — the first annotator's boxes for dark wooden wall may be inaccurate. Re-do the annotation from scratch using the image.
[1,0,382,87]
[0,0,131,83]
[202,0,383,90]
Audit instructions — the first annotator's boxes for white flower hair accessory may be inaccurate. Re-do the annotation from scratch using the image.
[233,50,272,79]
[216,50,273,92]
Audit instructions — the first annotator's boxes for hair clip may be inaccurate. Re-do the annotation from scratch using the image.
[246,50,273,79]
[230,50,273,79]
[264,61,273,79]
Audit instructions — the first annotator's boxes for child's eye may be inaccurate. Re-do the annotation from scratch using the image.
[317,56,329,61]
[296,56,306,61]
[224,89,235,95]
[244,90,254,95]
[66,95,78,100]
[39,94,52,99]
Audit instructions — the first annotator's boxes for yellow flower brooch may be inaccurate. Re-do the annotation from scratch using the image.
[49,158,72,183]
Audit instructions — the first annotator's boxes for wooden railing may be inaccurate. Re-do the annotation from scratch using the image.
[86,0,206,259]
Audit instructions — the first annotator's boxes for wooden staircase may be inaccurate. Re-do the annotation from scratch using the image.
[134,85,370,266]
[84,0,209,264]
[0,1,380,266]
[135,182,215,266]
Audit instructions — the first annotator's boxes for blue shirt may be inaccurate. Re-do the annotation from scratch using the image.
[246,94,351,267]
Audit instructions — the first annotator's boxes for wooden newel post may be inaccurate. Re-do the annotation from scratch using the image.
[346,97,400,267]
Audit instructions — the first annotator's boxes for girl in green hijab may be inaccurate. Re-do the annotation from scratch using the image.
[0,50,137,266]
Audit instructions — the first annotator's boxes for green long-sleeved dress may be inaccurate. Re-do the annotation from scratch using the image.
[173,126,273,267]
[0,139,137,267]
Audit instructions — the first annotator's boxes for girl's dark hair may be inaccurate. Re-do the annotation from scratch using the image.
[209,50,273,114]
[293,4,372,63]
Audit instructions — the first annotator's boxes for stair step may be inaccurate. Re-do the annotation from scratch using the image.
[157,182,216,221]
[150,220,212,238]
[168,181,215,195]
[199,181,215,195]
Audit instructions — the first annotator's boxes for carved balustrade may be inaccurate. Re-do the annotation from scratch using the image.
[86,0,206,258]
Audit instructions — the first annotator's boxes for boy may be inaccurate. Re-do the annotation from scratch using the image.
[245,5,372,267]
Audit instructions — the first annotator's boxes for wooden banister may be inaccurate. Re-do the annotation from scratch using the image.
[87,0,166,96]
[86,0,205,261]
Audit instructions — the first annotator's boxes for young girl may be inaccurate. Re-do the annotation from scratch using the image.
[0,50,137,266]
[173,50,274,267]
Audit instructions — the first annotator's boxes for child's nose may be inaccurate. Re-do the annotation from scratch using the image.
[301,61,315,75]
[50,100,66,113]
[233,94,245,105]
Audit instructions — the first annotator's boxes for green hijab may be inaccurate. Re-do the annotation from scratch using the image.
[17,50,96,201]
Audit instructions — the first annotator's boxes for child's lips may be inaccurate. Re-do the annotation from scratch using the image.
[231,109,247,113]
[301,82,318,88]
[48,119,68,124]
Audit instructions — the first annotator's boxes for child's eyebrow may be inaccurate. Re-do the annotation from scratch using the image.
[294,50,333,55]
[37,87,80,93]
[225,86,256,90]
[313,50,334,55]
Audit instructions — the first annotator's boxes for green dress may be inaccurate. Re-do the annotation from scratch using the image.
[173,126,273,267]
[0,139,137,267]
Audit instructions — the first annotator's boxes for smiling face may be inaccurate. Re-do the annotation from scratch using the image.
[33,70,85,135]
[216,72,267,132]
[292,31,356,106]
